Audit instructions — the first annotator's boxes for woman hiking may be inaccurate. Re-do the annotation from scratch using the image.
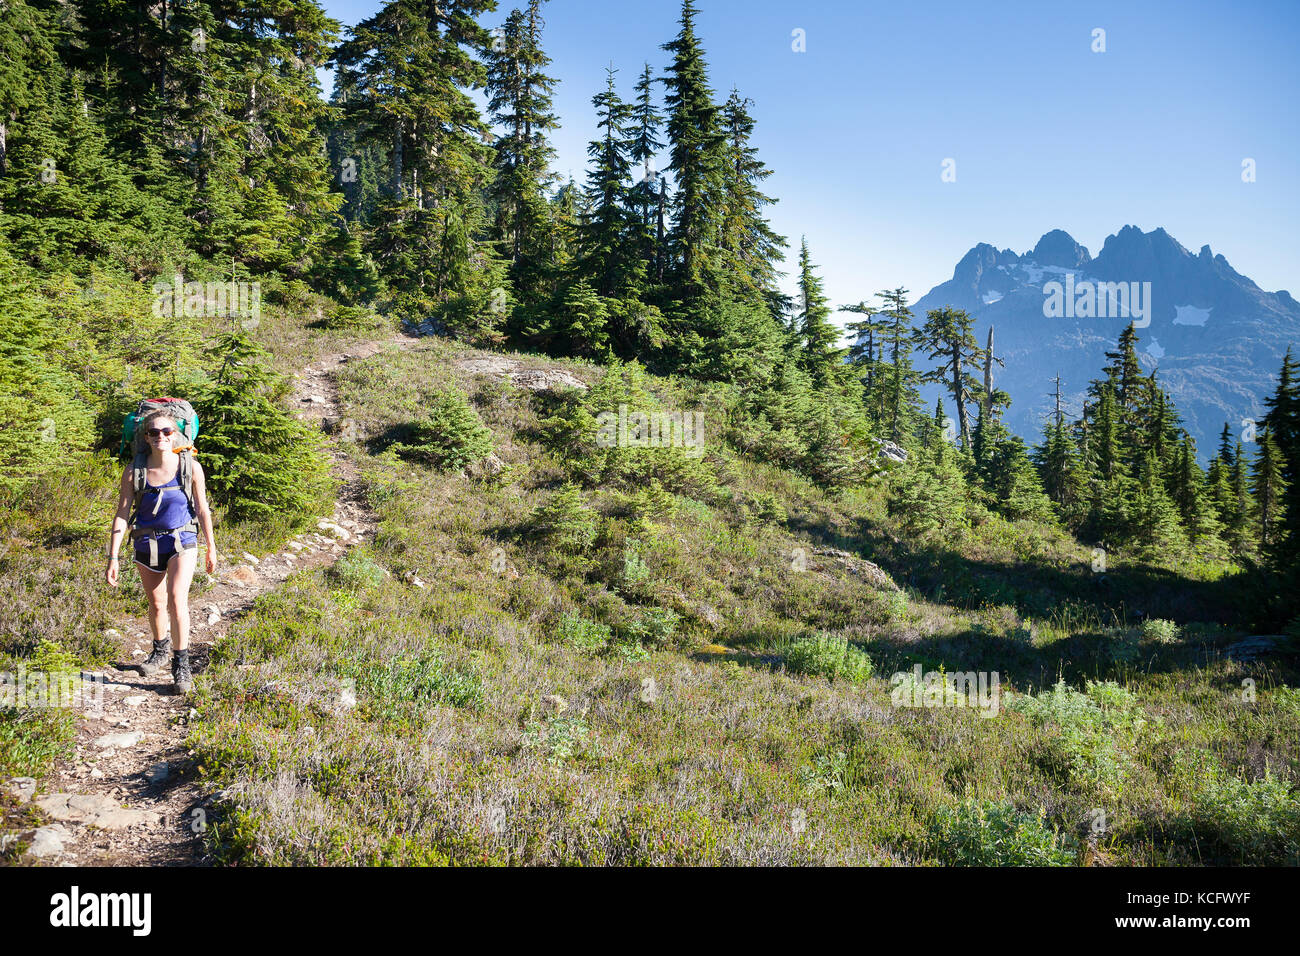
[105,409,217,694]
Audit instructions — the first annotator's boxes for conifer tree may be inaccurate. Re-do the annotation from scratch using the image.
[842,301,889,422]
[485,1,560,304]
[1034,409,1088,528]
[660,0,726,300]
[874,287,921,444]
[1225,439,1254,555]
[1102,322,1144,417]
[1263,347,1300,567]
[1131,449,1188,559]
[888,403,968,539]
[1171,432,1225,551]
[0,0,58,179]
[627,62,665,277]
[793,238,843,385]
[917,306,981,451]
[717,89,786,313]
[578,66,637,297]
[1251,428,1287,555]
[333,0,499,313]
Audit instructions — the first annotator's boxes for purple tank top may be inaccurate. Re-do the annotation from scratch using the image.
[134,470,194,531]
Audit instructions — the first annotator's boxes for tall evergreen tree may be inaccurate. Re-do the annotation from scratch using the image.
[1034,414,1088,528]
[1225,439,1254,555]
[485,1,560,304]
[875,287,921,443]
[717,89,786,312]
[577,66,637,297]
[842,301,888,422]
[659,0,726,300]
[627,62,665,278]
[917,306,981,451]
[333,0,503,330]
[793,237,842,384]
[1251,428,1287,556]
[1262,347,1300,568]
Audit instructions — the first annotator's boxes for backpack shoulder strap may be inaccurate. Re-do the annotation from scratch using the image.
[178,449,196,515]
[129,452,148,526]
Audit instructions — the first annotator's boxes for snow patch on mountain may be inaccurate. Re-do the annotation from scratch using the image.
[1173,305,1212,326]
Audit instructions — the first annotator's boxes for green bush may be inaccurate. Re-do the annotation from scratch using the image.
[1141,618,1180,644]
[328,551,387,591]
[798,748,849,797]
[887,449,968,540]
[319,304,386,333]
[623,607,680,648]
[929,801,1076,866]
[522,713,593,765]
[746,491,787,524]
[529,484,598,551]
[1177,768,1300,865]
[1010,680,1153,795]
[538,360,718,501]
[342,652,483,725]
[390,387,494,472]
[784,632,874,683]
[191,331,335,523]
[555,612,610,652]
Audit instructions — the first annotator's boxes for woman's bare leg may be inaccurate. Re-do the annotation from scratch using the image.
[165,548,197,651]
[138,563,169,643]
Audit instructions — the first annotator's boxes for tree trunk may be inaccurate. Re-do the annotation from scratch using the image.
[655,176,666,282]
[982,326,995,421]
[393,119,404,199]
[953,342,971,450]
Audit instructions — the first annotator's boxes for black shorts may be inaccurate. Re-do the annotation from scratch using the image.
[133,531,198,572]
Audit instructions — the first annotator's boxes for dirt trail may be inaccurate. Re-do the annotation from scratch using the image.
[12,331,420,866]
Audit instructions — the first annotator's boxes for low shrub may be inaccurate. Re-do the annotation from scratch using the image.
[1142,618,1180,644]
[389,387,494,472]
[328,551,387,591]
[784,632,874,683]
[928,801,1076,866]
[555,612,610,652]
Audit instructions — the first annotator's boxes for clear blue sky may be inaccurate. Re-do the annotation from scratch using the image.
[319,0,1300,334]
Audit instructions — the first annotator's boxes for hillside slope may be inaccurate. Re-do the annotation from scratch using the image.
[176,333,1299,866]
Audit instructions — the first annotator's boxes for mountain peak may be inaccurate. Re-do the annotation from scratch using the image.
[1030,229,1091,269]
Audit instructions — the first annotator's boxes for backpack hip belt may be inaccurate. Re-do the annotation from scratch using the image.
[131,522,199,567]
[130,521,199,541]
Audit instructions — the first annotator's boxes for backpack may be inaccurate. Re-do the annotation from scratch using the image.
[121,398,200,535]
[120,397,200,457]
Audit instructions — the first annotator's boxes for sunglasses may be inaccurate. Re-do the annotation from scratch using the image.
[146,427,176,437]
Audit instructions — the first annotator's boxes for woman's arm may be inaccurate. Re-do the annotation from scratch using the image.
[192,458,218,574]
[106,467,133,587]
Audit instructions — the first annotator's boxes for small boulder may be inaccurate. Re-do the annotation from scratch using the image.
[4,776,36,803]
[226,565,258,588]
[25,824,72,859]
[1227,635,1285,663]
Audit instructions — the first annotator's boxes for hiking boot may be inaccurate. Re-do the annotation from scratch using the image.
[172,649,193,695]
[139,637,171,677]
